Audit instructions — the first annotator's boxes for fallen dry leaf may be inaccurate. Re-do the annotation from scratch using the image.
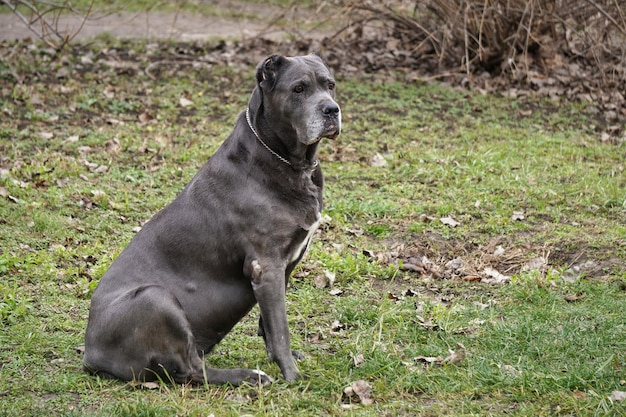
[343,380,373,405]
[103,85,115,99]
[442,343,466,365]
[522,256,548,272]
[416,315,441,331]
[500,364,521,376]
[324,270,336,287]
[610,390,626,402]
[414,355,444,365]
[56,67,69,79]
[345,227,364,236]
[445,257,463,271]
[502,365,517,375]
[7,194,20,204]
[106,118,124,126]
[313,274,327,288]
[493,245,506,256]
[453,324,480,335]
[331,320,345,331]
[511,210,525,221]
[462,274,482,282]
[415,343,467,367]
[78,146,93,154]
[308,331,325,344]
[440,216,460,227]
[352,352,365,367]
[388,292,403,302]
[139,381,160,390]
[138,110,154,124]
[65,135,80,144]
[564,293,584,302]
[472,301,492,310]
[127,380,161,390]
[370,152,388,167]
[105,137,121,156]
[389,288,418,301]
[399,262,426,274]
[482,267,510,284]
[179,97,194,107]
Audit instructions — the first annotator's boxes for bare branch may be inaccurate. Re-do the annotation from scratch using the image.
[585,0,626,37]
[1,0,55,48]
[2,0,94,50]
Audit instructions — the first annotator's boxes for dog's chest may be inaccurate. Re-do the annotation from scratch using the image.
[289,212,321,263]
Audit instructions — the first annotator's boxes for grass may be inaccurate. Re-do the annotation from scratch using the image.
[0,36,625,416]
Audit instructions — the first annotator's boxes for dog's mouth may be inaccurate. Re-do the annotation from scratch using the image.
[320,124,340,140]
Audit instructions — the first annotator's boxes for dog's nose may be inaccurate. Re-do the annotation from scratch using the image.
[321,102,340,116]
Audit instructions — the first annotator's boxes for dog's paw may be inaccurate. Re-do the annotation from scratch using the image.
[248,369,273,386]
[283,369,307,383]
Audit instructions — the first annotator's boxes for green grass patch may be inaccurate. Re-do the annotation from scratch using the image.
[0,38,625,416]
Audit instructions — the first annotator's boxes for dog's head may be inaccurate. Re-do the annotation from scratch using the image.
[254,54,341,146]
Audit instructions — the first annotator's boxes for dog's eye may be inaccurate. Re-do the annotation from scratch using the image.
[328,82,335,91]
[293,85,304,93]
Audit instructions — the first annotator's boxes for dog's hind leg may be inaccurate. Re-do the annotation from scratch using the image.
[85,284,201,382]
[84,284,271,386]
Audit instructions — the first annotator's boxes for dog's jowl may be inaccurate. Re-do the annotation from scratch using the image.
[83,54,340,386]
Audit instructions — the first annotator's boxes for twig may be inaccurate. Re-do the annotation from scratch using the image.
[66,0,94,44]
[477,0,489,62]
[585,0,626,37]
[522,0,535,77]
[463,2,471,80]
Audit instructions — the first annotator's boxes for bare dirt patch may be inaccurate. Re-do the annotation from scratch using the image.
[0,1,329,42]
[1,11,286,42]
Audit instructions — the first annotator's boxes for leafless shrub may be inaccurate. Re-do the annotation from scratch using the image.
[327,0,626,86]
[1,0,94,50]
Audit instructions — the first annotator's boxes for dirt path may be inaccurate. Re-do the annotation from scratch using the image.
[0,4,320,42]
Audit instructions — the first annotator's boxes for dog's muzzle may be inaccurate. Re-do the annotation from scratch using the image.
[320,102,341,140]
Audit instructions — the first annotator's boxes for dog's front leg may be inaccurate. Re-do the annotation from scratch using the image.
[248,260,300,382]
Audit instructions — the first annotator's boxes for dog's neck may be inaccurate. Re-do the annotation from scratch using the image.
[246,108,293,166]
[246,107,319,172]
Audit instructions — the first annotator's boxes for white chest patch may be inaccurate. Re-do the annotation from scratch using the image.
[290,212,322,263]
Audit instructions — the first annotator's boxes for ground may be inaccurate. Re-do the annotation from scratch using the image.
[1,2,625,416]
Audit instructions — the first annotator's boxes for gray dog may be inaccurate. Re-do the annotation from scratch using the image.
[83,54,341,386]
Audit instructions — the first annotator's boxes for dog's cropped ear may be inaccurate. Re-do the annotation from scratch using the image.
[256,54,287,90]
[308,52,330,69]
